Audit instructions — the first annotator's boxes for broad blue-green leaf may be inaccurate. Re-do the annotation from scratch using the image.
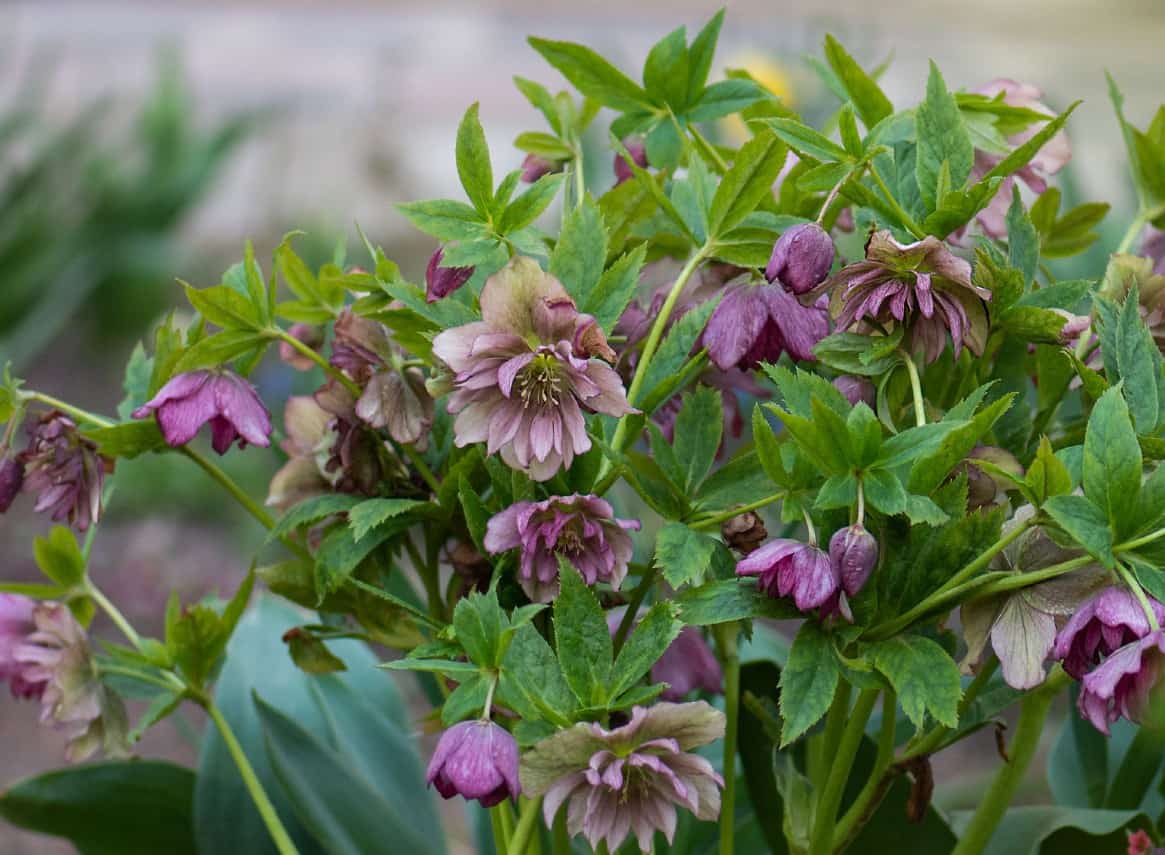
[870,634,961,728]
[456,103,494,216]
[654,522,720,588]
[1048,684,1109,808]
[779,622,839,745]
[947,805,1150,855]
[554,559,613,706]
[915,61,973,210]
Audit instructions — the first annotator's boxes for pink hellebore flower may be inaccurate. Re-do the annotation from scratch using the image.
[702,282,830,372]
[484,494,639,603]
[1077,630,1165,735]
[764,223,835,295]
[652,627,722,701]
[735,539,838,613]
[133,370,272,455]
[425,247,475,303]
[426,719,521,807]
[1053,587,1165,679]
[521,702,725,853]
[432,257,634,481]
[0,594,44,699]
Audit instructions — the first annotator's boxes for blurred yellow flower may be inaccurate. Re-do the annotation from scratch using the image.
[720,52,796,144]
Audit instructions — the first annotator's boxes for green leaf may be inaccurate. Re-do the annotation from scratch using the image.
[687,79,766,122]
[0,761,197,855]
[456,103,494,216]
[582,244,647,334]
[675,579,800,626]
[672,386,723,492]
[1044,494,1115,568]
[185,283,262,331]
[513,130,573,160]
[1027,435,1073,505]
[395,198,488,241]
[915,61,973,210]
[33,525,86,587]
[550,195,608,304]
[498,623,575,725]
[643,26,689,109]
[948,805,1150,855]
[907,394,1014,494]
[453,588,506,669]
[497,172,564,233]
[754,116,849,163]
[1082,386,1143,536]
[314,525,399,597]
[286,631,348,675]
[864,468,908,516]
[707,129,788,238]
[870,634,961,728]
[269,494,362,541]
[1006,187,1040,286]
[609,601,682,698]
[1096,289,1164,433]
[654,522,720,588]
[554,558,613,706]
[823,35,893,128]
[172,330,267,373]
[346,498,427,543]
[1048,684,1109,808]
[685,10,724,104]
[636,296,719,405]
[814,331,903,376]
[779,622,839,745]
[528,38,650,112]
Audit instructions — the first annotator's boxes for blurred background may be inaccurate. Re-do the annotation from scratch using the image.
[2,0,1163,851]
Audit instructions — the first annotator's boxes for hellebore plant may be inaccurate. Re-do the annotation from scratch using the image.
[7,12,1165,855]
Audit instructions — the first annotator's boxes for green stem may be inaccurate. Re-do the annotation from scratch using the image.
[271,328,361,398]
[508,797,545,855]
[834,690,897,849]
[974,555,1094,599]
[1115,208,1150,255]
[86,582,144,651]
[689,493,786,531]
[1118,525,1165,552]
[690,125,730,173]
[404,535,444,620]
[869,167,926,239]
[552,808,570,855]
[495,802,515,851]
[613,565,657,655]
[949,671,1068,855]
[573,153,587,208]
[24,392,113,428]
[206,701,300,855]
[902,352,926,427]
[1119,564,1161,630]
[98,664,182,693]
[400,442,441,494]
[715,624,741,855]
[808,689,879,855]
[815,680,853,793]
[179,447,277,530]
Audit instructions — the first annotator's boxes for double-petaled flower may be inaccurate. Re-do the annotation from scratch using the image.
[426,720,521,807]
[432,257,634,481]
[133,370,272,455]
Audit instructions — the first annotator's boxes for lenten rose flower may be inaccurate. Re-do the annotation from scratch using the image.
[652,627,722,701]
[1077,630,1165,735]
[0,594,43,699]
[20,412,106,531]
[736,539,838,613]
[520,702,725,853]
[823,231,991,365]
[1053,587,1165,679]
[484,494,639,602]
[426,720,521,807]
[614,137,648,185]
[521,153,563,183]
[702,280,830,371]
[266,395,336,510]
[432,257,635,481]
[133,370,272,455]
[0,453,23,513]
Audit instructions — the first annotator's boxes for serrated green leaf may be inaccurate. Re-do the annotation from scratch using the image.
[554,558,613,706]
[636,297,719,406]
[550,195,607,304]
[269,494,362,541]
[347,498,427,543]
[1082,386,1142,537]
[528,38,650,113]
[823,34,893,129]
[33,526,85,588]
[396,199,489,242]
[672,387,723,492]
[172,331,267,374]
[687,79,765,122]
[453,588,506,669]
[609,601,681,699]
[498,173,564,233]
[753,117,849,163]
[707,130,788,238]
[779,622,839,745]
[915,61,973,211]
[654,522,719,589]
[498,623,575,726]
[871,634,961,729]
[1044,494,1115,568]
[582,244,646,334]
[456,103,494,216]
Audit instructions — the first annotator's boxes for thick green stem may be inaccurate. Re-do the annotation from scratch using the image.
[206,701,300,855]
[179,447,276,530]
[24,392,113,428]
[974,556,1094,599]
[949,671,1067,855]
[834,690,897,850]
[689,493,786,531]
[508,797,545,855]
[715,624,741,855]
[902,352,926,427]
[816,681,853,790]
[1119,525,1165,552]
[490,805,510,855]
[809,689,879,855]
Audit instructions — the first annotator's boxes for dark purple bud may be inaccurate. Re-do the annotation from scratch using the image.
[278,323,324,372]
[721,511,767,555]
[425,247,474,303]
[829,525,878,597]
[520,153,562,183]
[765,223,835,294]
[0,455,24,513]
[426,720,521,807]
[833,376,875,408]
[614,138,648,185]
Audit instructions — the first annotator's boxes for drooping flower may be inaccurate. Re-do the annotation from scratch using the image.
[132,370,272,455]
[483,494,639,602]
[829,525,878,599]
[12,602,128,761]
[1077,630,1165,735]
[765,223,835,294]
[0,594,43,699]
[0,452,24,513]
[520,702,726,853]
[330,308,394,384]
[521,153,563,183]
[20,412,106,531]
[426,719,521,807]
[824,231,991,365]
[266,395,335,510]
[426,247,474,303]
[736,539,838,612]
[652,628,722,701]
[314,379,407,496]
[278,323,324,372]
[968,79,1071,238]
[1053,587,1165,679]
[355,367,434,449]
[832,375,875,408]
[721,511,767,555]
[432,257,635,481]
[702,280,830,371]
[614,138,648,185]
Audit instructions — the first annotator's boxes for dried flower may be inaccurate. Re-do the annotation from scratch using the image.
[0,594,43,699]
[721,511,768,555]
[825,231,991,364]
[484,494,639,602]
[355,367,434,449]
[426,719,521,807]
[426,247,475,303]
[1054,587,1165,679]
[1077,630,1165,735]
[703,281,830,371]
[614,138,648,185]
[278,323,324,372]
[13,602,128,761]
[431,257,634,481]
[736,539,838,612]
[21,412,106,531]
[652,628,722,701]
[133,370,272,455]
[765,223,835,295]
[520,702,725,853]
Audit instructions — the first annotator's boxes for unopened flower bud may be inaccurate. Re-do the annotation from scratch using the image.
[278,323,324,372]
[614,138,648,185]
[721,512,767,555]
[765,223,835,294]
[0,454,24,513]
[829,525,878,597]
[425,247,474,303]
[520,153,562,183]
[427,720,520,807]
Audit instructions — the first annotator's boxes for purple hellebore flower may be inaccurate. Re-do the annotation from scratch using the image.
[0,594,44,699]
[829,525,878,598]
[432,257,635,482]
[614,138,648,185]
[1077,630,1165,735]
[833,375,875,408]
[521,153,562,183]
[278,323,324,372]
[652,627,722,701]
[133,370,272,455]
[0,453,25,513]
[764,223,835,295]
[426,719,521,807]
[1053,587,1165,680]
[330,308,393,383]
[484,494,639,603]
[702,281,830,372]
[521,702,725,853]
[736,538,838,613]
[425,247,475,303]
[969,79,1071,239]
[824,231,991,365]
[20,413,106,532]
[356,367,434,450]
[266,395,335,510]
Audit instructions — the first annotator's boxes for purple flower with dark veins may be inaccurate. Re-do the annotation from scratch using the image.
[824,231,991,365]
[833,375,875,408]
[735,539,838,613]
[702,280,830,372]
[1077,630,1165,735]
[432,257,634,481]
[1054,587,1165,679]
[426,719,521,807]
[425,247,475,303]
[765,223,835,295]
[20,412,106,531]
[520,702,725,853]
[484,494,639,602]
[133,370,272,455]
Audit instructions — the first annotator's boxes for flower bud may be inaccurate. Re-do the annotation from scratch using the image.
[278,323,324,372]
[765,223,835,294]
[520,153,562,183]
[721,511,767,555]
[427,720,520,807]
[829,525,878,597]
[425,247,474,303]
[0,454,24,513]
[614,138,648,185]
[832,375,875,408]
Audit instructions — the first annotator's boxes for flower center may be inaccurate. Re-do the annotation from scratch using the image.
[517,352,564,407]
